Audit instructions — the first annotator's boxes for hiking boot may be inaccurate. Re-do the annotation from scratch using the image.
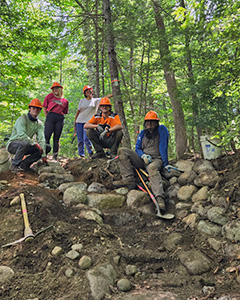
[11,165,25,172]
[113,178,136,189]
[53,152,58,160]
[92,151,106,159]
[156,196,166,212]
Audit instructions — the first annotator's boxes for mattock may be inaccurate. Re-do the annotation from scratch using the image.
[2,193,53,248]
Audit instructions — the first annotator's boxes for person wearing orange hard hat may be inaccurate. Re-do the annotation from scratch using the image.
[84,97,123,159]
[6,99,48,172]
[43,82,69,160]
[113,110,170,212]
[74,85,113,158]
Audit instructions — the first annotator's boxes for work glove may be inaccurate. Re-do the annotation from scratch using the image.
[35,143,43,154]
[165,164,179,172]
[99,128,109,141]
[97,124,105,133]
[42,157,49,166]
[141,154,152,165]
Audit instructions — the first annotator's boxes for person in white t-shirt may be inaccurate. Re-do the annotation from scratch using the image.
[74,85,113,157]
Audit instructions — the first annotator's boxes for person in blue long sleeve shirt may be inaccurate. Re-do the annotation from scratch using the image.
[113,111,169,211]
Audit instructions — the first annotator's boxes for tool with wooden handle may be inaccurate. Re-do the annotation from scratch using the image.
[20,193,34,242]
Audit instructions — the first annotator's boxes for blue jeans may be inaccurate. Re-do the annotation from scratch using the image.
[75,123,93,156]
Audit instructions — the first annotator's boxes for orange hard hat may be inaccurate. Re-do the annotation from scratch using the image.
[99,97,112,106]
[83,85,93,94]
[51,82,63,89]
[28,98,42,109]
[144,111,159,121]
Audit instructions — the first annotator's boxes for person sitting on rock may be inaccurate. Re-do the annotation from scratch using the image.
[6,98,48,172]
[84,97,123,159]
[113,110,172,212]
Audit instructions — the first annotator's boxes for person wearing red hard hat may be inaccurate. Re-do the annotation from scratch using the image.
[84,97,123,159]
[113,110,170,212]
[43,82,69,160]
[74,85,112,158]
[6,99,48,172]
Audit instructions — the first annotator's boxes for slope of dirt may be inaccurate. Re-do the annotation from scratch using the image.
[0,153,240,300]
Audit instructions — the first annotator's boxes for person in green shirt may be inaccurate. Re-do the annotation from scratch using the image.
[6,98,48,172]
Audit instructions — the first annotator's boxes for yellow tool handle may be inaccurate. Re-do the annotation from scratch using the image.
[20,193,30,229]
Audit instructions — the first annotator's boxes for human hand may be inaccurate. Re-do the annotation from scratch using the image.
[42,157,49,166]
[141,154,152,164]
[35,143,43,154]
[99,128,109,141]
[97,124,105,133]
[165,164,179,172]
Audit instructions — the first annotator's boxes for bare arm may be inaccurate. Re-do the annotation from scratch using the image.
[74,110,80,124]
[105,93,113,99]
[84,122,98,129]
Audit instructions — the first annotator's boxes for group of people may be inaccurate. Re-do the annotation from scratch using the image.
[6,83,172,213]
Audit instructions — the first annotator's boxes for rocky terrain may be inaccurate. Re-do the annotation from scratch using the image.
[0,151,240,300]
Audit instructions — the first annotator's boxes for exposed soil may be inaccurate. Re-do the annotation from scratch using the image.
[0,153,240,300]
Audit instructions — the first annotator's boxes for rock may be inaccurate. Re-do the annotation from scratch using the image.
[65,268,74,277]
[37,162,65,174]
[58,181,87,193]
[39,172,75,188]
[113,255,121,265]
[0,148,11,172]
[114,187,129,195]
[192,186,209,203]
[0,266,14,284]
[202,285,216,295]
[179,250,211,275]
[169,177,178,185]
[125,264,138,276]
[79,256,92,269]
[175,159,194,172]
[71,243,83,251]
[88,182,107,193]
[182,213,199,229]
[178,170,197,185]
[87,193,125,209]
[66,250,80,260]
[126,190,150,208]
[193,160,215,174]
[165,184,180,199]
[207,206,230,225]
[117,278,131,291]
[164,233,183,251]
[63,185,87,206]
[51,246,63,256]
[194,170,219,187]
[222,220,240,242]
[197,220,222,237]
[79,210,103,224]
[208,237,222,251]
[211,194,229,208]
[191,202,208,217]
[86,263,117,300]
[175,202,192,210]
[177,185,198,201]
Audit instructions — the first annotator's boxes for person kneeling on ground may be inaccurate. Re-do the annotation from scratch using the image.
[113,110,172,212]
[84,97,123,159]
[6,98,48,172]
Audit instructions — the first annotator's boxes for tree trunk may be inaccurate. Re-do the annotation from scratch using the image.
[103,0,131,148]
[153,0,187,158]
[95,1,100,97]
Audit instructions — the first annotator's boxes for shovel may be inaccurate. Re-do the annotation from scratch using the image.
[2,193,53,248]
[135,168,174,220]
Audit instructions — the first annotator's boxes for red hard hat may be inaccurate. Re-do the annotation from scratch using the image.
[99,97,112,106]
[144,111,159,121]
[28,98,42,109]
[51,82,63,89]
[83,85,93,94]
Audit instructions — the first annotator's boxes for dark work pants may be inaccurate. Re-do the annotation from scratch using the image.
[44,112,64,154]
[8,140,41,168]
[86,129,123,155]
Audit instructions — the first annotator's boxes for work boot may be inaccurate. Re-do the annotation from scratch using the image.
[11,164,25,172]
[92,151,106,159]
[113,178,136,189]
[53,152,58,160]
[156,196,166,212]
